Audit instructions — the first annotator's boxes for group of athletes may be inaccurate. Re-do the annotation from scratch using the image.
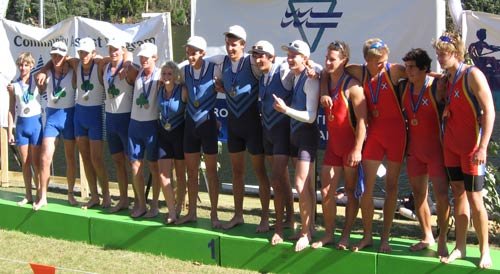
[6,24,494,269]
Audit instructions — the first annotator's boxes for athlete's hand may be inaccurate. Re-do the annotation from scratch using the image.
[7,132,15,145]
[6,83,13,93]
[472,147,487,165]
[320,94,333,109]
[272,94,287,113]
[347,149,362,167]
[36,72,47,86]
[213,76,225,93]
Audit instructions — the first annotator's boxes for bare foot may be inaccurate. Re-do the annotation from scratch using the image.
[409,240,435,252]
[101,195,112,208]
[336,235,350,250]
[295,234,311,252]
[82,197,100,209]
[222,216,244,230]
[311,235,334,249]
[130,207,147,218]
[17,198,32,206]
[256,219,270,233]
[351,237,373,252]
[479,252,492,269]
[283,219,297,230]
[175,213,197,225]
[441,248,465,264]
[271,232,284,246]
[289,227,315,240]
[108,200,129,213]
[164,213,177,224]
[437,236,449,258]
[143,207,159,218]
[211,216,221,229]
[68,193,78,206]
[379,238,392,253]
[33,199,47,211]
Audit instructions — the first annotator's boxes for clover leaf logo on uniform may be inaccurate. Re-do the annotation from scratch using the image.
[136,93,148,108]
[81,80,94,91]
[108,85,120,97]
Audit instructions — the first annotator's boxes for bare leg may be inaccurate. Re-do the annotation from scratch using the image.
[63,139,78,206]
[294,159,315,252]
[90,140,111,208]
[205,153,220,228]
[467,190,492,269]
[18,145,33,205]
[251,154,271,233]
[283,164,296,229]
[77,136,100,208]
[352,160,379,251]
[174,159,187,215]
[108,152,130,213]
[34,137,56,211]
[378,160,402,253]
[176,152,200,224]
[408,174,435,251]
[222,151,246,230]
[337,165,360,250]
[130,160,147,218]
[158,158,177,223]
[312,165,341,249]
[431,176,450,258]
[269,155,288,243]
[144,161,160,218]
[441,182,469,264]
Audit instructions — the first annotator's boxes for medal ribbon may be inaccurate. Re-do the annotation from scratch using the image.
[18,74,33,104]
[230,57,245,92]
[141,68,157,101]
[367,69,383,106]
[259,63,277,101]
[409,76,429,115]
[51,67,64,98]
[446,62,464,105]
[106,60,124,88]
[159,85,178,125]
[80,61,95,93]
[190,60,206,101]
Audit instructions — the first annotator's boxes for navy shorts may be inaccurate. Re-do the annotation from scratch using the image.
[106,112,130,155]
[290,125,319,162]
[227,106,263,155]
[184,112,219,155]
[158,122,185,160]
[127,119,158,161]
[263,119,290,156]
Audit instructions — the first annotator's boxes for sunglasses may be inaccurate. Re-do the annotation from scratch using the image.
[330,41,344,51]
[51,46,67,52]
[369,41,385,49]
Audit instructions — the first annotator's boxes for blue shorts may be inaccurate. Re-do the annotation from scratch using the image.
[44,107,75,140]
[16,115,43,146]
[128,119,158,161]
[263,119,290,156]
[184,112,218,154]
[106,112,131,155]
[158,122,185,160]
[227,106,264,155]
[290,125,319,162]
[74,104,104,140]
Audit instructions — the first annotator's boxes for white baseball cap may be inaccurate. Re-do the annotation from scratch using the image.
[248,40,275,56]
[282,40,310,57]
[224,25,247,41]
[77,37,96,53]
[185,36,207,51]
[50,41,68,57]
[137,43,157,58]
[107,37,126,49]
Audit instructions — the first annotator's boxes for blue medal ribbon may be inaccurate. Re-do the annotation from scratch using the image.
[259,63,276,101]
[190,60,206,101]
[367,69,383,106]
[141,68,157,101]
[107,60,123,88]
[230,57,245,93]
[328,72,346,101]
[409,76,429,115]
[51,67,64,97]
[80,61,95,93]
[18,74,33,104]
[446,62,464,105]
[159,84,178,126]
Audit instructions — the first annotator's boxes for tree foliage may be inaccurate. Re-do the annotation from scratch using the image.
[5,0,190,26]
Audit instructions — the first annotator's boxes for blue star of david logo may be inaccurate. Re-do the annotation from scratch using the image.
[281,0,343,53]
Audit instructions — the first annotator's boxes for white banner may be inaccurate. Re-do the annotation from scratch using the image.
[0,14,173,82]
[0,14,172,127]
[463,10,500,106]
[193,0,445,71]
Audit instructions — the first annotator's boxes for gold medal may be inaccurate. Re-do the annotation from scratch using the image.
[53,97,59,104]
[144,104,149,110]
[411,118,418,126]
[372,109,379,117]
[23,107,30,114]
[83,93,89,101]
[442,106,450,120]
[230,90,237,97]
[164,122,171,130]
[328,113,334,122]
[194,100,200,107]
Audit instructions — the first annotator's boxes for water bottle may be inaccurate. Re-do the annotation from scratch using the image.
[399,207,417,221]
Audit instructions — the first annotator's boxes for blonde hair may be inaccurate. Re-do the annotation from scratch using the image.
[363,38,390,60]
[432,32,465,62]
[161,61,181,84]
[16,52,35,67]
